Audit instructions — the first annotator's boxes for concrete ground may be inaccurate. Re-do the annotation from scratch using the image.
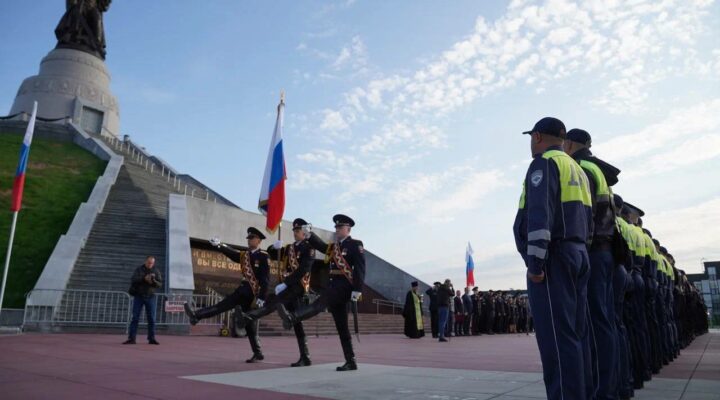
[1,331,718,399]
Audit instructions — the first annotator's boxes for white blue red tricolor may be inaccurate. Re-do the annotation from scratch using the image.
[10,102,38,212]
[466,242,475,287]
[258,96,287,233]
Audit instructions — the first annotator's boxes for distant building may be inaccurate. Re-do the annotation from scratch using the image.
[687,261,720,327]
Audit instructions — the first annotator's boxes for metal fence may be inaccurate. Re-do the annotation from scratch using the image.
[23,289,226,331]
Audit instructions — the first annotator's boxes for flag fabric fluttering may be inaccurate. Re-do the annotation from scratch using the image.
[466,242,475,287]
[10,102,38,212]
[258,95,287,233]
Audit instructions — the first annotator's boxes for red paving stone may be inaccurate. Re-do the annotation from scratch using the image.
[0,331,716,399]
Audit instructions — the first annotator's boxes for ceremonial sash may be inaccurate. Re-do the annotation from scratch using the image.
[284,244,310,292]
[324,242,353,283]
[242,252,260,295]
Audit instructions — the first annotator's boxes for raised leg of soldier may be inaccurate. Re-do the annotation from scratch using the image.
[239,286,304,329]
[184,288,245,325]
[277,291,327,330]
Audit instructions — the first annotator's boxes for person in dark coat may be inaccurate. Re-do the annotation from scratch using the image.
[462,287,473,335]
[483,290,495,334]
[403,281,425,339]
[454,290,465,336]
[426,282,440,338]
[471,287,482,335]
[124,256,162,345]
[436,279,454,342]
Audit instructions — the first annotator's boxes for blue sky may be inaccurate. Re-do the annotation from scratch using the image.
[2,0,719,290]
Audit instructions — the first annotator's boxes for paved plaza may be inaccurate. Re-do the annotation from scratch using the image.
[1,331,718,399]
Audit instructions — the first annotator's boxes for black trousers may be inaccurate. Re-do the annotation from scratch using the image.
[430,309,438,337]
[293,277,355,361]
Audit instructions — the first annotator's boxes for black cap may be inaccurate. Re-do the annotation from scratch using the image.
[652,238,659,246]
[433,281,441,286]
[613,194,624,210]
[660,246,668,254]
[623,201,645,217]
[472,287,478,291]
[411,281,418,287]
[643,228,652,238]
[333,214,355,227]
[522,117,567,139]
[566,128,592,146]
[292,218,309,230]
[246,227,266,240]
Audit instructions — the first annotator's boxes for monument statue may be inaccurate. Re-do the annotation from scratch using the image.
[55,0,111,60]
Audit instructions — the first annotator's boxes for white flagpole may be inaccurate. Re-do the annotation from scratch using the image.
[0,212,20,319]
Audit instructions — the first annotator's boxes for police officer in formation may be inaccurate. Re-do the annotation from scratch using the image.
[234,218,315,367]
[277,214,366,371]
[183,227,270,363]
[514,117,708,400]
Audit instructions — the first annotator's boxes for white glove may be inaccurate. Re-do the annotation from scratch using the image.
[351,291,362,301]
[275,283,287,295]
[273,240,283,249]
[209,236,221,247]
[256,299,265,308]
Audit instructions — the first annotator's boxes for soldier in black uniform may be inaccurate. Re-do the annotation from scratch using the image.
[277,214,366,372]
[183,227,270,363]
[234,218,315,367]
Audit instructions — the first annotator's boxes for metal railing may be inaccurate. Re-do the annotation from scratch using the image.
[372,298,404,315]
[23,289,226,330]
[101,135,220,203]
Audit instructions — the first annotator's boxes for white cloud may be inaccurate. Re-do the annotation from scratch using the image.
[645,197,720,272]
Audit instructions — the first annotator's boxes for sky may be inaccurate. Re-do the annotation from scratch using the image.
[1,0,719,290]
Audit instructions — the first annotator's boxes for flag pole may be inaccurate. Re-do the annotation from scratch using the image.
[0,212,20,318]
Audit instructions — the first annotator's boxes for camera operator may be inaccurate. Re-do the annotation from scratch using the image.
[124,256,162,345]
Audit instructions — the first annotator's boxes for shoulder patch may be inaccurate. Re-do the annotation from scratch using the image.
[530,170,543,187]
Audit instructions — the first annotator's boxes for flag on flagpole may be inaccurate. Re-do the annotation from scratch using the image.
[10,101,38,212]
[466,242,475,287]
[258,94,287,233]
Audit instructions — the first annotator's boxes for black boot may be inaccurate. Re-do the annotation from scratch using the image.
[291,329,311,367]
[241,302,275,330]
[245,320,264,363]
[277,301,323,330]
[184,303,199,325]
[336,337,357,371]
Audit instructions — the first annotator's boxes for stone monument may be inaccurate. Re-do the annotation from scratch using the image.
[9,0,119,138]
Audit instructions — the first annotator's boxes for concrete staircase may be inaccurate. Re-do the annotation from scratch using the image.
[189,312,430,337]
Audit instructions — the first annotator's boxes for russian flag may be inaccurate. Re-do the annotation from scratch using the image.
[10,102,38,212]
[466,242,475,287]
[258,96,287,233]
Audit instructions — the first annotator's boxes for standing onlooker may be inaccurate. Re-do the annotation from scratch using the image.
[436,279,453,342]
[462,287,473,336]
[471,287,482,335]
[403,281,425,339]
[125,256,162,345]
[454,290,465,336]
[426,282,440,338]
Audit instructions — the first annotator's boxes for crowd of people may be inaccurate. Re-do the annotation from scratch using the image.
[403,282,535,340]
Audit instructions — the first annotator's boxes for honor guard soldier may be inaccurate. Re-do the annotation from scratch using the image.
[183,227,270,363]
[513,117,593,400]
[235,218,315,367]
[563,128,620,400]
[277,214,366,372]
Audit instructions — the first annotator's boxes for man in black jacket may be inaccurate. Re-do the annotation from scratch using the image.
[235,218,315,367]
[124,256,162,345]
[462,287,473,335]
[184,227,270,363]
[277,214,365,372]
[426,282,440,338]
[453,290,465,336]
[436,279,453,342]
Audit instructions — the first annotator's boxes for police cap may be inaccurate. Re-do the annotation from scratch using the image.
[613,194,624,210]
[623,201,645,217]
[333,214,355,227]
[411,281,419,287]
[292,218,309,231]
[566,128,592,146]
[246,227,266,240]
[522,117,567,139]
[660,246,668,254]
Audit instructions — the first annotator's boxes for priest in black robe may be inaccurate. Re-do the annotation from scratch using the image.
[403,281,425,338]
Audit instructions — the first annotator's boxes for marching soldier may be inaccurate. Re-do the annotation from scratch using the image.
[513,117,593,400]
[183,227,270,363]
[277,214,365,372]
[234,218,315,367]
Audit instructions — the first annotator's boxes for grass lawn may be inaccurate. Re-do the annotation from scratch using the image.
[0,133,106,308]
